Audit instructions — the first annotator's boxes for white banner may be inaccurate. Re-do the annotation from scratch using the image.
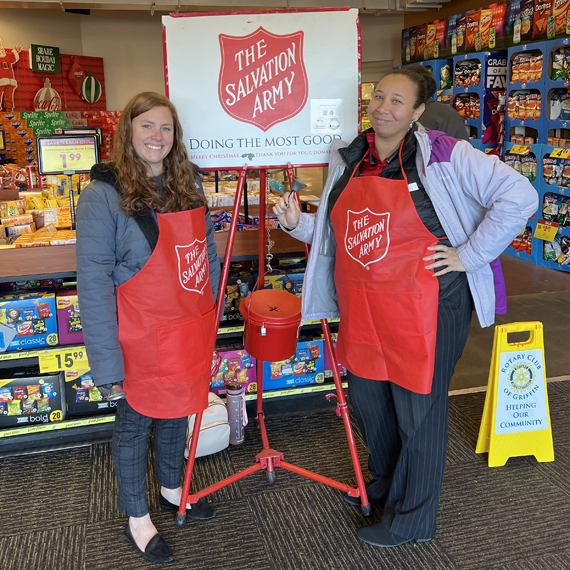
[163,9,360,169]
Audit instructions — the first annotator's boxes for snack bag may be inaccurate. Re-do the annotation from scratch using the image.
[22,400,36,415]
[89,387,103,402]
[36,397,50,412]
[0,402,6,415]
[270,363,282,379]
[27,385,42,400]
[12,386,26,400]
[518,55,531,82]
[533,0,553,38]
[42,383,56,398]
[415,25,427,61]
[465,10,481,51]
[456,15,467,52]
[293,362,305,376]
[0,387,13,402]
[7,401,21,415]
[75,388,89,402]
[560,91,570,120]
[554,0,570,34]
[520,0,535,40]
[427,24,437,58]
[440,65,452,89]
[511,54,521,82]
[281,363,293,376]
[480,9,494,47]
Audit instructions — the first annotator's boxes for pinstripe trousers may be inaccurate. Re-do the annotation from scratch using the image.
[347,278,473,540]
[112,398,188,517]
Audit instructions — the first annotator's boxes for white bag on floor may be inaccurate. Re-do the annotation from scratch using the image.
[185,392,230,458]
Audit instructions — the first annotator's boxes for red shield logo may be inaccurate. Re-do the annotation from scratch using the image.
[175,239,209,294]
[218,27,308,132]
[344,209,390,268]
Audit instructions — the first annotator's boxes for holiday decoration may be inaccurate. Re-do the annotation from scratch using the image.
[34,78,62,111]
[68,56,85,97]
[0,39,22,112]
[80,71,102,104]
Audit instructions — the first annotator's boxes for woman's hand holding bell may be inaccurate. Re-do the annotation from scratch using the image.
[273,192,301,231]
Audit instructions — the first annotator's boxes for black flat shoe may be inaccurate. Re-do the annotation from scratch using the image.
[125,523,173,563]
[357,522,433,548]
[344,479,387,507]
[159,494,216,520]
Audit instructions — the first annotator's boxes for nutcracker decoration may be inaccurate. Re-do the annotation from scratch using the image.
[0,39,22,112]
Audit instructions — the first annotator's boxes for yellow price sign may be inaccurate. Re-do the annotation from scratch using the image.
[39,347,89,373]
[533,219,559,242]
[510,145,531,155]
[550,147,570,159]
[37,135,99,174]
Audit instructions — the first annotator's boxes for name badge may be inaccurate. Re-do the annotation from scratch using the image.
[408,182,419,192]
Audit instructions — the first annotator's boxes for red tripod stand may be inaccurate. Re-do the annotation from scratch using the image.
[177,165,370,525]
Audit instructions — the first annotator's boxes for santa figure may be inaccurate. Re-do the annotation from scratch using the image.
[0,39,22,112]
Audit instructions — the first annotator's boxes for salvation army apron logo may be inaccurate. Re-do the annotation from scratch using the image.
[218,27,308,132]
[344,209,390,268]
[175,240,209,294]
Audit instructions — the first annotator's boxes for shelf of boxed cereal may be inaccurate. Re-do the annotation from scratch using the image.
[502,142,542,263]
[453,51,508,142]
[536,144,570,272]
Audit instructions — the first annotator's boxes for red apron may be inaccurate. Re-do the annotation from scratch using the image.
[330,147,440,394]
[116,207,217,418]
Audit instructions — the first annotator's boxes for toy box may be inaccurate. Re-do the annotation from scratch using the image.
[0,368,66,427]
[210,348,257,396]
[56,288,83,346]
[64,369,117,417]
[262,339,325,391]
[0,288,58,351]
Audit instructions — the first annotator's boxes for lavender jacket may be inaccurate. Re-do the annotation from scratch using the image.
[287,124,538,328]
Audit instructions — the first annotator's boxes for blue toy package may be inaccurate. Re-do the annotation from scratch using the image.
[0,288,58,351]
[262,340,325,390]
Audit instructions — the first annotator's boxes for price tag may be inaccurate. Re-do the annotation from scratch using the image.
[550,147,570,159]
[39,348,89,373]
[534,219,559,242]
[510,145,531,155]
[37,135,100,175]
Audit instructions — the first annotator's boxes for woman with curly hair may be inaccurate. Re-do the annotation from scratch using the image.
[76,92,221,564]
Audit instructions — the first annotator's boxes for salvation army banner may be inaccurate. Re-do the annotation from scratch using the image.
[162,9,360,169]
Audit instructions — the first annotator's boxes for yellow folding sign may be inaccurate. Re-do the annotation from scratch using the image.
[476,322,554,467]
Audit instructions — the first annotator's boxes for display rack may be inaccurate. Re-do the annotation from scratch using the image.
[453,51,507,141]
[502,142,542,263]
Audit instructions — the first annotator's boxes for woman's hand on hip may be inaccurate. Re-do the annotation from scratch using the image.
[272,192,300,231]
[423,244,466,275]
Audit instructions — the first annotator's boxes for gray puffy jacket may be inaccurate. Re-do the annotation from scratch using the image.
[76,164,221,387]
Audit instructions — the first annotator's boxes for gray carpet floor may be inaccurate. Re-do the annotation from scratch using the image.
[1,380,570,570]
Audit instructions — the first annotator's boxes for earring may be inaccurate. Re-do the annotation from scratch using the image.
[409,121,415,129]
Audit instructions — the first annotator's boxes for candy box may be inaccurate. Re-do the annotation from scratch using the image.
[0,288,58,351]
[0,368,66,427]
[262,339,325,391]
[56,288,83,346]
[64,369,117,417]
[210,349,257,396]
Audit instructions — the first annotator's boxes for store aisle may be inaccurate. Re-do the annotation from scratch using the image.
[2,381,570,570]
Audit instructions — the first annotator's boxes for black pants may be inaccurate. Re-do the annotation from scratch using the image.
[347,280,473,540]
[112,399,188,517]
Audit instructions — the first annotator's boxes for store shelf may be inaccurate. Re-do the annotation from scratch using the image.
[0,230,306,281]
